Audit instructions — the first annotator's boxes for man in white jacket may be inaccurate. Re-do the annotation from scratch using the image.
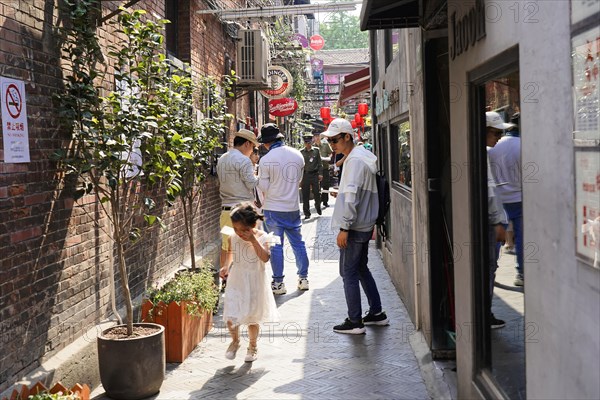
[257,123,310,295]
[322,118,389,334]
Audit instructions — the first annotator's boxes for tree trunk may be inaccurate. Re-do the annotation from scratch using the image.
[182,195,196,270]
[114,210,134,336]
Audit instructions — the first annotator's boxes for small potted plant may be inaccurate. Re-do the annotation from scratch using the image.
[142,264,219,362]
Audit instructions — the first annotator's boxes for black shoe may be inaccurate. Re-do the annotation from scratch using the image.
[491,314,505,329]
[363,310,390,326]
[333,318,366,334]
[304,214,311,220]
[322,203,329,208]
[316,208,322,215]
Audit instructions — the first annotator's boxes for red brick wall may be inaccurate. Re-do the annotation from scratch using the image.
[0,0,248,391]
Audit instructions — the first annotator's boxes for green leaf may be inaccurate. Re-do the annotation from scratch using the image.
[144,214,157,226]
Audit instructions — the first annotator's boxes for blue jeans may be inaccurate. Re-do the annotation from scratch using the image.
[503,202,523,274]
[339,229,382,322]
[263,210,309,282]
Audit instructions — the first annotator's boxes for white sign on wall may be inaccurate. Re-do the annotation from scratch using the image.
[1,77,30,163]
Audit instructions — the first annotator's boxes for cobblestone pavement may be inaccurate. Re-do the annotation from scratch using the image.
[93,202,431,400]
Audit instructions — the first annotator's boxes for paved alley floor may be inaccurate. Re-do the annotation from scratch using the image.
[93,201,431,400]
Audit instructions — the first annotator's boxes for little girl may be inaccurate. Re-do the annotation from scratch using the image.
[220,203,279,362]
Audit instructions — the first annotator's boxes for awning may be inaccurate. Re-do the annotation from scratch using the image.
[360,0,420,30]
[338,67,370,105]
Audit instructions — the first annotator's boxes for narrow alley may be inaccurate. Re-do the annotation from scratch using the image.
[92,203,435,400]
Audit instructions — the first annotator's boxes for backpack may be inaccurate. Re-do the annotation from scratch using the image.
[375,170,390,238]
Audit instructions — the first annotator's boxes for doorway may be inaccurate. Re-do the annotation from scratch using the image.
[468,46,526,399]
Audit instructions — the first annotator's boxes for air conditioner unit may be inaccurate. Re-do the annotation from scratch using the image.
[236,29,270,87]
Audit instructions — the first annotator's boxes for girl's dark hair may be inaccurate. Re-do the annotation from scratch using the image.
[230,202,264,227]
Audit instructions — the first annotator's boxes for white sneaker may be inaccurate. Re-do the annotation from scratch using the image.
[244,346,258,362]
[271,281,287,295]
[225,340,240,360]
[298,278,309,291]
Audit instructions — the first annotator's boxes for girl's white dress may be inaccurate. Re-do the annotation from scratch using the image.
[223,230,279,325]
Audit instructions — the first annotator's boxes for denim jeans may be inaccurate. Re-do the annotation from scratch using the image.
[503,202,523,274]
[263,210,309,282]
[339,229,382,322]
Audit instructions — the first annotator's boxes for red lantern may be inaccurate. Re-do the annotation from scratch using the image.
[354,113,363,124]
[322,116,331,125]
[358,103,368,116]
[351,120,357,129]
[320,107,331,120]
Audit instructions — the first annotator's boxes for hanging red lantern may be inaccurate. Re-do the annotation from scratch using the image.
[354,113,363,124]
[351,120,357,129]
[358,103,369,116]
[320,107,331,120]
[322,116,331,126]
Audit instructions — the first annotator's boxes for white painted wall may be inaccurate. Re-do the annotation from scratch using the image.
[448,1,600,398]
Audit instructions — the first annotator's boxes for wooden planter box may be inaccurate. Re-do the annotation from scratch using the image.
[141,300,213,363]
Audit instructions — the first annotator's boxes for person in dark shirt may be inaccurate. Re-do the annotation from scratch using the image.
[300,134,323,219]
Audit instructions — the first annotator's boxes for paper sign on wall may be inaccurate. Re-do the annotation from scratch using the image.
[1,77,30,163]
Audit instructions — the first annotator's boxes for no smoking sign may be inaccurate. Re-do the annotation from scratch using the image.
[1,77,30,163]
[5,83,22,119]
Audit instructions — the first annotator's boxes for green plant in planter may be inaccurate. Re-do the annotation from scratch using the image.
[28,393,80,400]
[146,266,219,316]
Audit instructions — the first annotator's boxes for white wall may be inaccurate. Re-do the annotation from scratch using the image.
[448,1,600,398]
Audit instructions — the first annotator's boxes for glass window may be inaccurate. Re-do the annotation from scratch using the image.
[392,29,400,58]
[391,121,411,188]
[165,0,178,57]
[384,30,392,67]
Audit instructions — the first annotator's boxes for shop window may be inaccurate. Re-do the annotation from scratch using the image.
[384,29,393,68]
[392,29,400,59]
[370,31,378,83]
[391,121,411,188]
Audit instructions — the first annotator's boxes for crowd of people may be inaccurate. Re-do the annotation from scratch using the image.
[215,121,388,362]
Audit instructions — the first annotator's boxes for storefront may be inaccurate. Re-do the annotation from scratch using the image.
[363,0,600,398]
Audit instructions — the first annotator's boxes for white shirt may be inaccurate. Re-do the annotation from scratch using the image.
[257,145,304,212]
[216,148,257,207]
[488,135,522,204]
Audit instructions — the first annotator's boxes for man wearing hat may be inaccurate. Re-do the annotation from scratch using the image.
[216,129,260,283]
[488,111,524,287]
[257,123,310,294]
[300,134,323,219]
[485,111,510,329]
[322,118,388,334]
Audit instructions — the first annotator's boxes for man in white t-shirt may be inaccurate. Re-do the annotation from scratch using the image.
[257,123,310,295]
[216,129,259,282]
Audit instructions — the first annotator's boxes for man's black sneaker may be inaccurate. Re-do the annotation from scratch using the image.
[363,311,390,326]
[333,318,366,334]
[316,208,322,215]
[490,314,505,329]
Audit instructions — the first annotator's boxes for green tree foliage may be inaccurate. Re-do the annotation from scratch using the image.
[319,12,368,49]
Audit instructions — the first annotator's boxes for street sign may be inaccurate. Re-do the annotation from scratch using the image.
[309,35,325,51]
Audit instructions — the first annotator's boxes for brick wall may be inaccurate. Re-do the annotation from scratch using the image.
[0,0,248,392]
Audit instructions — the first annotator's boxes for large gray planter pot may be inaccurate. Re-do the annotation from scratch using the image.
[98,323,165,400]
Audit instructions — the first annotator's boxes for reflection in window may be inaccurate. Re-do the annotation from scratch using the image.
[392,29,400,59]
[391,121,411,187]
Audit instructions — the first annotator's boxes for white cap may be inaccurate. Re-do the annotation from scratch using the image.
[322,118,354,139]
[486,111,515,130]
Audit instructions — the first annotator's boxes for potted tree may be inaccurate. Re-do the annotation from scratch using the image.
[141,265,219,362]
[55,3,188,399]
[151,66,235,270]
